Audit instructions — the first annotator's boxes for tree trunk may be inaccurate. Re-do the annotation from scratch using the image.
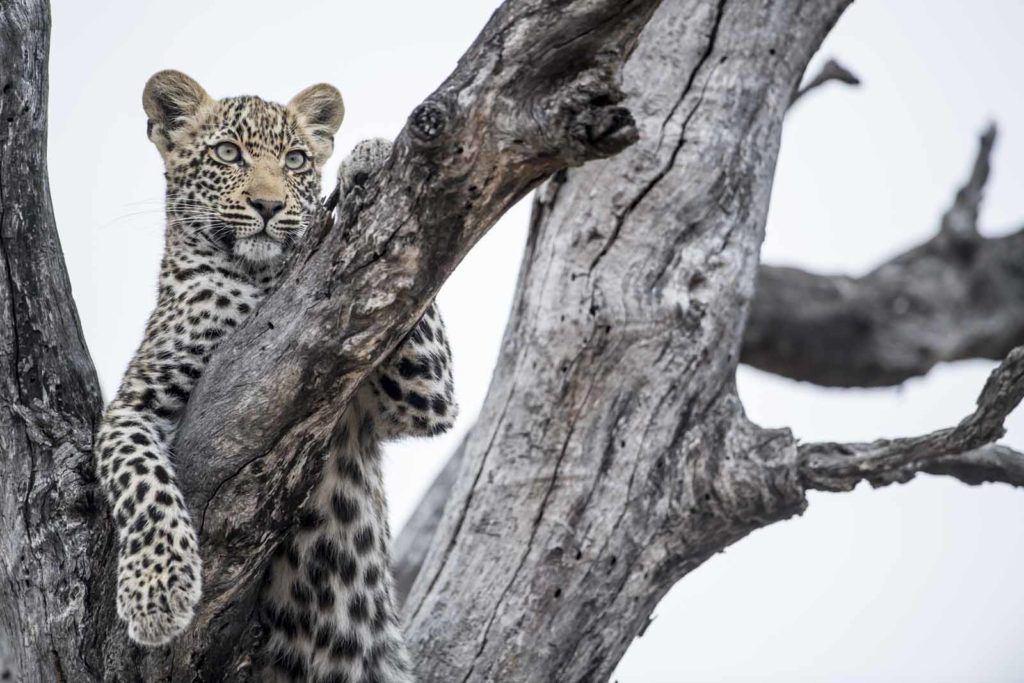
[0,2,107,680]
[402,1,851,680]
[392,115,1024,610]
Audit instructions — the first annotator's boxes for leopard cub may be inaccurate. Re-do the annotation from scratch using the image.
[94,72,455,683]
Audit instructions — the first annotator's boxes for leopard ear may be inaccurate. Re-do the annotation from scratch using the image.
[288,84,344,162]
[143,70,212,143]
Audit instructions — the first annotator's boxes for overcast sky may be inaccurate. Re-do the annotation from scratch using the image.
[48,1,1024,681]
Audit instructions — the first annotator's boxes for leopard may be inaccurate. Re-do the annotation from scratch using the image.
[93,70,456,682]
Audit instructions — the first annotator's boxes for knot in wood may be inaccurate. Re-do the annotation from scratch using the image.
[409,100,447,144]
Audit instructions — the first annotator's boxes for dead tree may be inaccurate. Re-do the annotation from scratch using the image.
[1,0,1021,681]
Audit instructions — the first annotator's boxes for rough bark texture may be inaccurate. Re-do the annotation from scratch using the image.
[800,345,1024,491]
[744,125,1024,387]
[922,444,1024,487]
[394,405,1024,611]
[391,115,1024,609]
[0,2,106,681]
[401,2,852,680]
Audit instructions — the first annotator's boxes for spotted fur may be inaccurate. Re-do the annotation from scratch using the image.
[94,72,455,682]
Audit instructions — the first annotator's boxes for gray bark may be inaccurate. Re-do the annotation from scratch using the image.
[391,90,1024,612]
[396,3,1024,681]
[789,58,860,107]
[744,125,1024,387]
[402,1,853,680]
[800,345,1024,491]
[0,2,107,681]
[3,0,1022,681]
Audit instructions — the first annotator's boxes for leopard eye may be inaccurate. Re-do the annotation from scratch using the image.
[284,150,309,171]
[213,142,242,164]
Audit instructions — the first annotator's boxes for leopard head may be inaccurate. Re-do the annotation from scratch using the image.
[143,70,344,267]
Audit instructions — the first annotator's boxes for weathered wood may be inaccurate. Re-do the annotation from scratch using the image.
[744,126,1024,387]
[401,1,851,680]
[395,389,1024,616]
[789,58,860,106]
[392,126,1024,603]
[800,345,1024,491]
[0,2,106,681]
[923,444,1024,487]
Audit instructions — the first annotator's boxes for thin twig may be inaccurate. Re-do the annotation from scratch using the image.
[789,58,860,107]
[939,122,997,241]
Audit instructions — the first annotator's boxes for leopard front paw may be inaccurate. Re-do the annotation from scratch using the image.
[337,137,393,200]
[116,519,202,646]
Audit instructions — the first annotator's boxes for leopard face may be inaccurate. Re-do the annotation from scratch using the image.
[143,71,344,267]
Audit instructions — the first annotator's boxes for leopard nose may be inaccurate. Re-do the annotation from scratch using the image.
[248,197,284,224]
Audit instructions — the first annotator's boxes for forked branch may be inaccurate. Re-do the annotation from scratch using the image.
[744,125,1024,386]
[789,57,860,106]
[800,346,1024,491]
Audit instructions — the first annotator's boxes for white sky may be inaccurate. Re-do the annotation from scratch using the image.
[48,1,1024,681]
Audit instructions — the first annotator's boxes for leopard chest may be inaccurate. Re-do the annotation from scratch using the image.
[148,250,277,361]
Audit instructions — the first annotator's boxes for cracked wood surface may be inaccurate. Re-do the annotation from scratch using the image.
[401,2,851,680]
[744,125,1024,387]
[0,2,107,681]
[392,119,1024,612]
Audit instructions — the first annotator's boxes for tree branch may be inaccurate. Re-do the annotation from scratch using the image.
[940,123,995,241]
[387,18,1019,679]
[743,125,1024,386]
[151,0,662,676]
[396,428,1024,613]
[789,57,860,107]
[799,345,1024,491]
[922,444,1024,487]
[392,109,1024,624]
